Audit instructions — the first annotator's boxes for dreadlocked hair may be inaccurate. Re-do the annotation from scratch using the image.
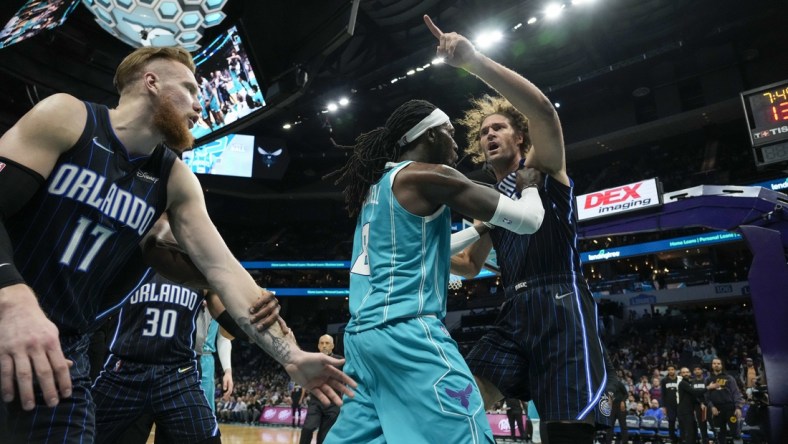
[324,99,438,218]
[458,95,531,164]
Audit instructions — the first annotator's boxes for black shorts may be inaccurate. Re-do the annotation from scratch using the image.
[466,274,610,424]
[92,355,219,443]
[3,334,95,444]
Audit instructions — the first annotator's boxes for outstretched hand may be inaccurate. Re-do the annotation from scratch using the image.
[423,15,477,69]
[0,286,73,411]
[284,352,356,407]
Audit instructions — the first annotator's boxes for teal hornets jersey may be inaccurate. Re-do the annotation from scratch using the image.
[346,161,451,332]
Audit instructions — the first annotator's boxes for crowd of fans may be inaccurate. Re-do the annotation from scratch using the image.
[204,295,767,432]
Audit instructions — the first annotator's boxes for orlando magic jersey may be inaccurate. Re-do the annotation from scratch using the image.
[346,161,451,332]
[488,169,531,288]
[5,101,176,334]
[491,173,582,285]
[107,273,204,365]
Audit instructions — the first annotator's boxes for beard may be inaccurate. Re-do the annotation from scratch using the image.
[152,96,194,152]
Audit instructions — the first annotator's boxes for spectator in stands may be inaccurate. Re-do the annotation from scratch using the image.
[740,357,760,391]
[246,395,263,424]
[291,383,305,427]
[219,396,237,422]
[635,402,646,418]
[677,366,716,444]
[661,365,680,443]
[649,377,662,403]
[625,394,639,414]
[604,375,629,444]
[231,396,248,422]
[635,375,651,395]
[644,399,664,422]
[690,365,711,444]
[706,357,744,444]
[505,398,526,441]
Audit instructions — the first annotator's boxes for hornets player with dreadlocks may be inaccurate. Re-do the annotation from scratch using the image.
[317,92,545,442]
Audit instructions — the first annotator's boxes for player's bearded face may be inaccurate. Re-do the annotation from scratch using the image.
[153,95,194,151]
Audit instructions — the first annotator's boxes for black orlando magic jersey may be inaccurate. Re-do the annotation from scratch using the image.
[490,173,583,286]
[6,102,177,334]
[108,273,204,365]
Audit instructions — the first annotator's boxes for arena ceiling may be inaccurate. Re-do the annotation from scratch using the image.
[0,0,786,215]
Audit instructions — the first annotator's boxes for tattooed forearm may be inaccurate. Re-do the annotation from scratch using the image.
[263,328,291,363]
[237,316,292,364]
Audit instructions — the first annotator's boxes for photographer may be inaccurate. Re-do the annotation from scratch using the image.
[744,380,769,444]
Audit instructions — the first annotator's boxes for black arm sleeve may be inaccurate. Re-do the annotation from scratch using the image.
[0,157,45,288]
[215,310,250,342]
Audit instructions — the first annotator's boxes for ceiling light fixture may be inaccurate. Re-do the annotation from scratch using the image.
[544,3,565,20]
[82,0,228,51]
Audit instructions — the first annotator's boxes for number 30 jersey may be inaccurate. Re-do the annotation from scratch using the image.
[108,273,204,365]
[6,101,176,334]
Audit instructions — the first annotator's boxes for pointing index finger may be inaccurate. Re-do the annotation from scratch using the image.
[423,15,443,39]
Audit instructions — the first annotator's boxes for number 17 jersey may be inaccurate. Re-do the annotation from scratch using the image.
[6,102,176,334]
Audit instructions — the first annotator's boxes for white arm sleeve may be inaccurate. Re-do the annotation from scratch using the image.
[216,333,232,371]
[450,226,481,255]
[487,188,545,235]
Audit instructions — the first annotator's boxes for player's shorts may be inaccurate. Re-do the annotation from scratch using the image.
[324,316,495,444]
[466,274,610,424]
[3,333,95,444]
[92,355,218,443]
[200,354,216,412]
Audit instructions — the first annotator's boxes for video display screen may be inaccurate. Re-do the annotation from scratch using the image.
[0,0,80,49]
[191,24,266,142]
[183,133,289,180]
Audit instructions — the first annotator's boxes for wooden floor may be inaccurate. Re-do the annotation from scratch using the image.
[146,423,316,444]
[144,423,522,443]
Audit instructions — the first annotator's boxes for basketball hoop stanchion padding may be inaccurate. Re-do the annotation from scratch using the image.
[739,225,788,444]
[576,186,788,444]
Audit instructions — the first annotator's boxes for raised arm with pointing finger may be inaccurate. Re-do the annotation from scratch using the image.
[426,15,615,444]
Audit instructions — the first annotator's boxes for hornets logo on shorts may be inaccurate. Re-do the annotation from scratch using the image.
[598,392,613,417]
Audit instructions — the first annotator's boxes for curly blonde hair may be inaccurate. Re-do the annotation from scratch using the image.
[458,95,531,164]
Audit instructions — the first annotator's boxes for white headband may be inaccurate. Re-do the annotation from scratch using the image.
[396,108,451,147]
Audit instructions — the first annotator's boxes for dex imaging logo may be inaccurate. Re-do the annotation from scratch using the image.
[257,147,283,168]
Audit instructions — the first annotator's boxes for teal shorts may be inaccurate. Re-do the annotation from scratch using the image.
[324,316,494,444]
[200,354,216,412]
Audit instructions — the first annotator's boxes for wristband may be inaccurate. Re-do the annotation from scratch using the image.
[0,261,24,289]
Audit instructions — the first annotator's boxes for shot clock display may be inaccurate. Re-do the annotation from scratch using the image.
[741,80,788,166]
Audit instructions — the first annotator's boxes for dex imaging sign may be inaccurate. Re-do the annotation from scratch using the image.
[576,178,662,221]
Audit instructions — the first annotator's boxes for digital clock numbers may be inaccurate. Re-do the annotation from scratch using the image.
[742,80,788,165]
